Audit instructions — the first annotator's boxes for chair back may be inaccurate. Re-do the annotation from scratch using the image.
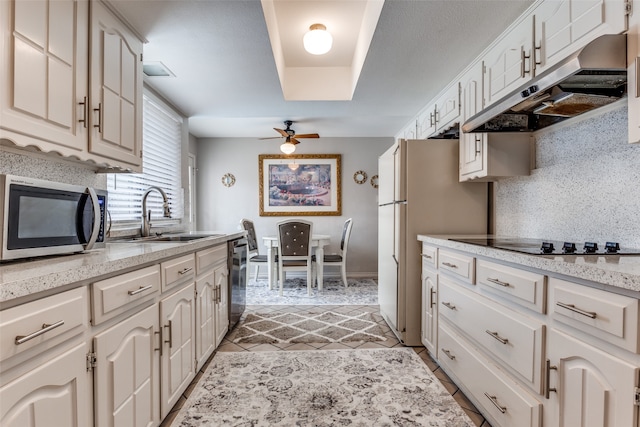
[277,220,313,258]
[340,218,353,255]
[240,218,259,252]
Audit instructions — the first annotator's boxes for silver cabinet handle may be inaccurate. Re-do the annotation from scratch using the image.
[15,320,65,345]
[128,284,154,296]
[556,302,597,319]
[164,321,173,349]
[430,288,436,307]
[178,267,193,275]
[442,349,455,360]
[423,254,433,259]
[93,103,102,133]
[442,302,456,310]
[487,278,510,287]
[442,262,458,268]
[78,96,88,128]
[485,329,509,344]
[484,392,507,413]
[545,359,558,399]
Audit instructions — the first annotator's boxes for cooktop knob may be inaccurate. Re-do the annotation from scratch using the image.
[541,242,555,254]
[562,242,577,254]
[583,242,598,254]
[604,242,620,254]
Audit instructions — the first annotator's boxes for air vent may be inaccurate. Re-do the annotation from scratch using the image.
[143,61,175,77]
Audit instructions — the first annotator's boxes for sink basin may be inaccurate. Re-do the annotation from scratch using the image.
[111,233,224,243]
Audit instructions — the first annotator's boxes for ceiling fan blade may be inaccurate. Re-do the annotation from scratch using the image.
[291,137,301,145]
[293,133,320,138]
[274,128,288,137]
[259,136,283,140]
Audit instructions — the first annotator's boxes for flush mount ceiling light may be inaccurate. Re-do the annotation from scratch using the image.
[303,23,333,55]
[280,139,296,154]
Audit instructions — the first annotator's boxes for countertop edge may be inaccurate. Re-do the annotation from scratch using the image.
[418,234,640,295]
[0,231,245,307]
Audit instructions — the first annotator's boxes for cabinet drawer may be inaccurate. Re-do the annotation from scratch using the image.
[438,249,474,283]
[438,322,542,427]
[439,277,544,392]
[91,265,160,325]
[161,254,196,292]
[421,243,438,270]
[550,278,640,353]
[196,244,227,275]
[476,259,546,313]
[0,287,88,362]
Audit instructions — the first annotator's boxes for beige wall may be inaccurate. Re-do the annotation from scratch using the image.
[194,137,392,276]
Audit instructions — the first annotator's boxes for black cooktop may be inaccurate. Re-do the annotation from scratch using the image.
[449,237,640,256]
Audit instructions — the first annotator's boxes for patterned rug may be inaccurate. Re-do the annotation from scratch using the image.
[230,310,387,344]
[246,277,378,305]
[171,348,475,426]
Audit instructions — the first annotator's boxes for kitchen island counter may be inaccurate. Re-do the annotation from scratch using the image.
[0,231,245,308]
[419,235,640,295]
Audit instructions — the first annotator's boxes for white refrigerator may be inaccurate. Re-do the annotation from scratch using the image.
[378,138,488,346]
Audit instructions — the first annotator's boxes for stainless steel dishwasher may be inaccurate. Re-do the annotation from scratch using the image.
[227,237,247,329]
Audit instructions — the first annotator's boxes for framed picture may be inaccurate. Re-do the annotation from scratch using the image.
[259,154,341,216]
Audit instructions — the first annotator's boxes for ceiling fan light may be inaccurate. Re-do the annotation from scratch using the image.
[303,23,332,55]
[280,141,296,154]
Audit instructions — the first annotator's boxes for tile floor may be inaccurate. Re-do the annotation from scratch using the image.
[161,304,492,427]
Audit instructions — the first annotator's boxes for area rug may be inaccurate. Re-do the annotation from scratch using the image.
[246,277,378,305]
[171,348,474,426]
[230,310,387,344]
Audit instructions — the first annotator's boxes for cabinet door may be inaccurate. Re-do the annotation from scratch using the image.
[629,0,640,144]
[93,304,160,427]
[534,0,627,75]
[0,342,90,427]
[483,16,533,107]
[421,265,438,356]
[195,270,216,370]
[459,62,486,180]
[435,82,461,133]
[417,105,437,139]
[546,329,639,427]
[214,263,229,347]
[0,0,89,154]
[159,284,196,419]
[89,0,142,169]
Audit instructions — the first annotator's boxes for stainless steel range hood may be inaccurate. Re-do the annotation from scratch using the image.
[462,34,627,133]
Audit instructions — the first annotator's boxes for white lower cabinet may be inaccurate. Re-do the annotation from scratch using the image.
[0,341,91,427]
[159,283,196,419]
[195,269,216,370]
[545,329,640,427]
[439,321,542,427]
[421,255,438,356]
[214,261,229,347]
[93,304,161,427]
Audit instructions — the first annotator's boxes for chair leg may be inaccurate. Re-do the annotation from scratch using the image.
[307,265,312,296]
[341,264,348,287]
[254,265,259,281]
[279,265,284,297]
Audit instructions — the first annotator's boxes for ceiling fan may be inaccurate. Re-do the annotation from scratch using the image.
[260,120,319,153]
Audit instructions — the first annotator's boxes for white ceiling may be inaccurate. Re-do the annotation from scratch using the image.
[109,0,534,139]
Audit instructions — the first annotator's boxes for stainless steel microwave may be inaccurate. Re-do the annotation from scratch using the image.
[0,174,107,261]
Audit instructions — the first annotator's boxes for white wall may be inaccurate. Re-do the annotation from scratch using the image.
[495,103,640,248]
[195,137,393,276]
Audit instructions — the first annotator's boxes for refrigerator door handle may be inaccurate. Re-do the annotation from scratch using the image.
[392,254,399,266]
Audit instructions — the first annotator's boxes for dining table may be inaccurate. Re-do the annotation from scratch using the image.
[262,234,331,292]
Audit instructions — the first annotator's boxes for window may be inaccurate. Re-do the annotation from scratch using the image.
[107,91,184,228]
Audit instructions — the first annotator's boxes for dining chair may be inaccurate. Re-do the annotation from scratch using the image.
[276,219,315,296]
[240,219,270,286]
[322,218,353,287]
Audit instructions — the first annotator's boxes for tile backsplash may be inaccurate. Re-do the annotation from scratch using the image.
[495,104,640,248]
[0,148,106,189]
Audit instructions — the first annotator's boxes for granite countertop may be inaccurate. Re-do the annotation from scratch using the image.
[418,235,640,295]
[0,231,245,308]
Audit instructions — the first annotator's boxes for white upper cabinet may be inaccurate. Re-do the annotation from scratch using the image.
[483,16,534,107]
[459,62,485,178]
[0,0,142,171]
[629,0,640,144]
[0,0,89,153]
[533,0,628,75]
[89,0,143,168]
[417,82,461,139]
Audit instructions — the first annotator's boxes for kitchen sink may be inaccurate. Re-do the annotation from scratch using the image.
[110,233,224,243]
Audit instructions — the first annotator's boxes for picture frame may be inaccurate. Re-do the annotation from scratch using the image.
[259,154,341,216]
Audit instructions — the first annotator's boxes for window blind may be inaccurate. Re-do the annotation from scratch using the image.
[107,93,183,225]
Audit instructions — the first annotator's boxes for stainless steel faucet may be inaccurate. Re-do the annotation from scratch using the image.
[141,186,171,237]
